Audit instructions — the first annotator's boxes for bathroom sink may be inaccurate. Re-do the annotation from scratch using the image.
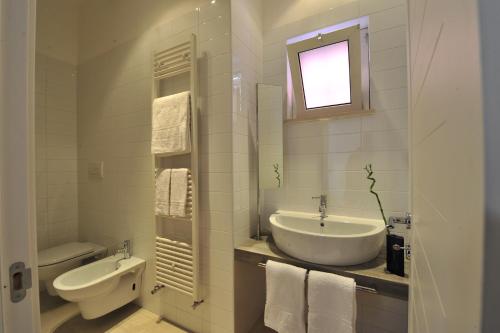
[269,211,386,266]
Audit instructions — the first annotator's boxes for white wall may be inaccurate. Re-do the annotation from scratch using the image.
[230,1,410,332]
[35,0,80,250]
[76,1,235,332]
[231,0,263,247]
[36,0,80,65]
[408,0,484,332]
[35,54,78,250]
[260,1,410,240]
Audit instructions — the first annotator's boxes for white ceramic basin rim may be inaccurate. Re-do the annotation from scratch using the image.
[271,214,384,238]
[54,255,144,292]
[270,211,386,266]
[53,255,146,319]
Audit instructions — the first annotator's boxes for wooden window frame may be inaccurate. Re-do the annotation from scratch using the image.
[287,25,365,120]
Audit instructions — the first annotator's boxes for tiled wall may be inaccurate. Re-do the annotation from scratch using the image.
[33,1,412,332]
[256,1,409,332]
[35,53,78,250]
[260,1,410,242]
[231,0,263,247]
[35,0,80,251]
[76,1,235,332]
[35,0,79,65]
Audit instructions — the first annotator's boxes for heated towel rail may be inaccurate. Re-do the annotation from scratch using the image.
[154,169,193,219]
[151,34,202,307]
[155,236,195,296]
[256,262,378,294]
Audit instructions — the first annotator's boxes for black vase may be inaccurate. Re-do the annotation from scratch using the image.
[386,234,405,277]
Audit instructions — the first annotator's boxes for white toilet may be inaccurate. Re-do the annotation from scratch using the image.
[38,242,107,296]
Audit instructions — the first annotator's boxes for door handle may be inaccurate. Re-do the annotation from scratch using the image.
[9,262,32,303]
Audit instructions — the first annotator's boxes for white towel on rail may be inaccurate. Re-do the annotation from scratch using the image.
[307,270,357,333]
[151,91,191,155]
[155,168,171,216]
[264,260,307,333]
[170,168,189,217]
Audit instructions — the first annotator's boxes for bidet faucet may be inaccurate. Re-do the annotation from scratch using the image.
[116,240,131,259]
[312,194,328,220]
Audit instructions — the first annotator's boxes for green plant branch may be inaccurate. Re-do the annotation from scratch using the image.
[273,163,281,187]
[364,164,390,235]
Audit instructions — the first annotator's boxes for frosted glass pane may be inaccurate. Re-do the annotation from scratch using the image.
[299,40,351,109]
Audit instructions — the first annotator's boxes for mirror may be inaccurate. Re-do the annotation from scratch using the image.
[258,84,284,189]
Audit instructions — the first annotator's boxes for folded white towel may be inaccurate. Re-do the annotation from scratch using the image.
[264,261,307,333]
[152,91,191,155]
[308,271,357,333]
[155,168,171,216]
[170,168,189,217]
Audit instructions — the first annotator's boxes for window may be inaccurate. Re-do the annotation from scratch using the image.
[299,40,352,109]
[287,24,369,120]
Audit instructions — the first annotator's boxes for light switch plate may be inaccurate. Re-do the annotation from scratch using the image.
[88,161,104,179]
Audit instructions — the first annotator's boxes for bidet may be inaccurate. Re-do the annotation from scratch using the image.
[114,240,132,269]
[53,255,145,319]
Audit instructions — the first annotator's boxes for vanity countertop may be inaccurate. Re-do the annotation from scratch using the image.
[235,236,409,299]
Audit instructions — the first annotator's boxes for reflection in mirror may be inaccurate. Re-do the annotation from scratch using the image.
[258,84,284,190]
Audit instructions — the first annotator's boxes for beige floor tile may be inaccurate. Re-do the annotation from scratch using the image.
[54,303,189,333]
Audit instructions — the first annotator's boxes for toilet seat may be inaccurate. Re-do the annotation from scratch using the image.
[38,242,107,296]
[38,242,95,267]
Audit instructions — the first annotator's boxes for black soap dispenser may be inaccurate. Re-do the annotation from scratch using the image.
[386,234,405,277]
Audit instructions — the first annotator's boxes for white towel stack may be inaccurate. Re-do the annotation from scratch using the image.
[155,168,171,216]
[170,168,189,217]
[152,91,191,155]
[307,270,357,333]
[264,261,307,333]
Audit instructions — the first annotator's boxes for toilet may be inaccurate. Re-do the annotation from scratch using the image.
[53,255,145,319]
[38,242,107,296]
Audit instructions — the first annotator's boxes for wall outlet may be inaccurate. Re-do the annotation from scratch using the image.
[88,161,104,179]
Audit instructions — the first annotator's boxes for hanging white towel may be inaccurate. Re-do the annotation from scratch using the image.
[307,271,357,333]
[152,91,191,155]
[155,168,171,216]
[264,261,307,333]
[170,168,189,217]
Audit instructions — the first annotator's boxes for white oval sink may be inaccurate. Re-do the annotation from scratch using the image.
[270,211,386,266]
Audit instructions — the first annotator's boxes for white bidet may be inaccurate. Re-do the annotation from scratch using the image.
[53,255,145,319]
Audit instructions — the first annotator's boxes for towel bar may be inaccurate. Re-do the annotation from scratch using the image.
[152,33,202,306]
[257,262,377,294]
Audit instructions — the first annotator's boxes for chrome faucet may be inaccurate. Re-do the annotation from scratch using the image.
[116,240,131,259]
[312,194,328,220]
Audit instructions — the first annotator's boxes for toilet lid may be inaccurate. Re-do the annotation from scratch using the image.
[38,242,95,267]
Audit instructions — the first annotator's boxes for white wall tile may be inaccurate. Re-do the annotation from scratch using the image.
[362,109,408,132]
[75,1,236,331]
[370,26,407,52]
[260,0,410,269]
[372,88,409,110]
[371,67,408,91]
[231,0,262,250]
[369,5,408,33]
[371,46,408,71]
[360,0,406,15]
[35,53,78,250]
